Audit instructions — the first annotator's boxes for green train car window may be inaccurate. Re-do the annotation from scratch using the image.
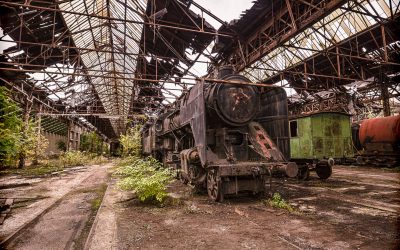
[290,121,298,137]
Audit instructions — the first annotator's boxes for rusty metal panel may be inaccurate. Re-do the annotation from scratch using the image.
[300,117,312,157]
[248,121,285,162]
[290,112,353,159]
[359,115,400,145]
[180,79,207,166]
[256,87,290,160]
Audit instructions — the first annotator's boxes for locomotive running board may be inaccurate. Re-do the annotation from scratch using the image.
[248,121,286,162]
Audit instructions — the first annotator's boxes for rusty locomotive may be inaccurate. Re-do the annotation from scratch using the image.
[142,67,298,201]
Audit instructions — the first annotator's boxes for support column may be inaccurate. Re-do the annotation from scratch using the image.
[336,46,341,77]
[18,97,33,168]
[381,82,391,117]
[381,25,388,62]
[33,104,42,165]
[67,120,72,151]
[76,127,81,151]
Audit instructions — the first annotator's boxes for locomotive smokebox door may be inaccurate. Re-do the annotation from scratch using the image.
[213,84,259,126]
[206,74,260,127]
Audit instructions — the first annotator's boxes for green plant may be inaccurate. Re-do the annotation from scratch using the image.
[119,125,142,157]
[265,193,294,212]
[0,160,64,176]
[0,86,23,167]
[115,156,173,203]
[29,124,49,165]
[101,142,110,155]
[12,117,49,166]
[60,151,89,166]
[56,140,67,152]
[59,151,109,167]
[80,131,105,154]
[90,155,109,165]
[22,163,63,176]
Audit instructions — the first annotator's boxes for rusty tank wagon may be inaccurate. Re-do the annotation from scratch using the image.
[353,115,400,167]
[142,67,298,201]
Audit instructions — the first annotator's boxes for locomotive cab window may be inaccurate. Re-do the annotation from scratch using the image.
[290,121,298,137]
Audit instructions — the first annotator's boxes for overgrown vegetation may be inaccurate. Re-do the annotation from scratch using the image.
[80,131,109,155]
[115,156,173,203]
[115,124,174,204]
[0,162,63,176]
[0,151,109,176]
[264,192,294,212]
[56,140,67,152]
[0,86,23,167]
[0,87,50,167]
[60,151,90,166]
[0,87,112,174]
[119,125,142,157]
[60,150,109,167]
[22,120,49,165]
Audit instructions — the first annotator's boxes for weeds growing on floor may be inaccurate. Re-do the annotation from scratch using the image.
[264,192,294,212]
[383,166,400,172]
[0,151,110,177]
[115,156,174,204]
[0,163,63,176]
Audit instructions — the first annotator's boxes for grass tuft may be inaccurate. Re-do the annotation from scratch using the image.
[115,156,174,205]
[0,163,63,176]
[264,192,294,212]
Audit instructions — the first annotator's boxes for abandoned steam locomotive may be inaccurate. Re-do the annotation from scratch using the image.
[142,67,298,201]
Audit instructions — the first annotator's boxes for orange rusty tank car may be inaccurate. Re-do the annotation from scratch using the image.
[357,115,400,166]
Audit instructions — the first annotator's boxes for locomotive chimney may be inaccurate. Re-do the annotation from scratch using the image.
[218,65,234,79]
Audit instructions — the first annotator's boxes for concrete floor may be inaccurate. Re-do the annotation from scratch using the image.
[0,163,112,249]
[88,165,399,250]
[1,164,399,249]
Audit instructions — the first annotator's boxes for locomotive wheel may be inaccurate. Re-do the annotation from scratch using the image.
[297,166,310,181]
[180,176,189,185]
[207,169,223,202]
[316,164,332,180]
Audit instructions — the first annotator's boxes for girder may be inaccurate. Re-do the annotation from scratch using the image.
[0,0,399,139]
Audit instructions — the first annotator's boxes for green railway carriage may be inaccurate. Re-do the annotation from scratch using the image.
[289,112,353,179]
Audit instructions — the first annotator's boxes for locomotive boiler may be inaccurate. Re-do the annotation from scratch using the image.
[142,67,298,201]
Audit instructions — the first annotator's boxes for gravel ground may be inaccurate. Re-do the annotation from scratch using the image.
[1,164,399,249]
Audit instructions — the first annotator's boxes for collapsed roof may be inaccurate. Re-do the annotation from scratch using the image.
[0,0,399,137]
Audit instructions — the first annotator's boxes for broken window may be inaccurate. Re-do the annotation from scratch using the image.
[290,121,298,137]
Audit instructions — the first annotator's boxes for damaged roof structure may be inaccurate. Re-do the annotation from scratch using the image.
[0,0,399,139]
[213,0,400,119]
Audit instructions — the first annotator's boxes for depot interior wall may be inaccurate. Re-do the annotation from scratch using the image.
[43,132,67,155]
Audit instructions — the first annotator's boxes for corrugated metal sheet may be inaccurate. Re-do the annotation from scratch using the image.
[242,0,399,83]
[60,0,147,135]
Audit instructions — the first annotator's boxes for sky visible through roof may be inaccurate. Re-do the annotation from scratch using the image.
[0,0,255,112]
[161,0,255,102]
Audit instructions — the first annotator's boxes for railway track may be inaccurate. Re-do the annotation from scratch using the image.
[0,164,110,249]
[0,195,67,248]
